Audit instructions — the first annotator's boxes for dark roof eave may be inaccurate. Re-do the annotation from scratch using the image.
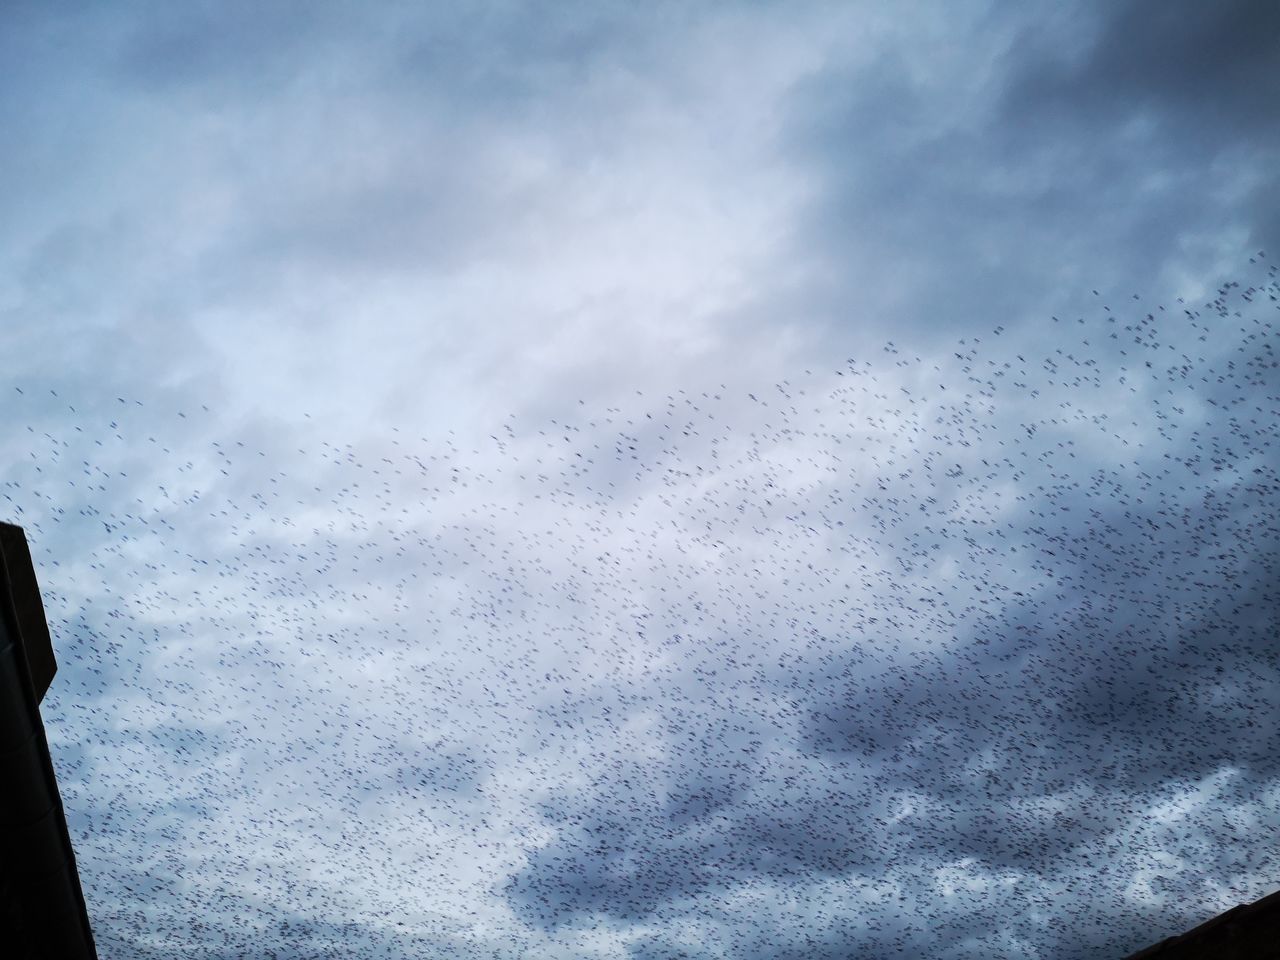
[0,523,98,959]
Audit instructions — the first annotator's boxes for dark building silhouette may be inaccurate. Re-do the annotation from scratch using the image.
[0,523,98,959]
[1125,889,1280,959]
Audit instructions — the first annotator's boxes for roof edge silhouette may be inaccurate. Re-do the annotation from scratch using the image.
[0,522,98,959]
[1124,888,1280,959]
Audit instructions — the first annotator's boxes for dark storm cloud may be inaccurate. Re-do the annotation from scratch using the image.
[781,0,1279,350]
[1002,0,1280,258]
[1004,0,1280,142]
[505,737,884,927]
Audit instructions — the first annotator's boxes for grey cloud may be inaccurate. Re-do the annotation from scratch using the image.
[1004,0,1280,140]
[95,899,492,960]
[777,0,1279,357]
[116,7,306,92]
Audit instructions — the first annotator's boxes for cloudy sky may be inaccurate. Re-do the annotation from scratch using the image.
[3,1,1278,957]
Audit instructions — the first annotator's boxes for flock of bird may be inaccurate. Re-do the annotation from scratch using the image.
[4,257,1278,958]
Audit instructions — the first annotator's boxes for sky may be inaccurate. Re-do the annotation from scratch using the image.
[1,1,1278,957]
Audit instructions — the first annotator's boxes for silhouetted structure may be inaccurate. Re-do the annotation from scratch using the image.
[1125,889,1280,959]
[0,523,98,958]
